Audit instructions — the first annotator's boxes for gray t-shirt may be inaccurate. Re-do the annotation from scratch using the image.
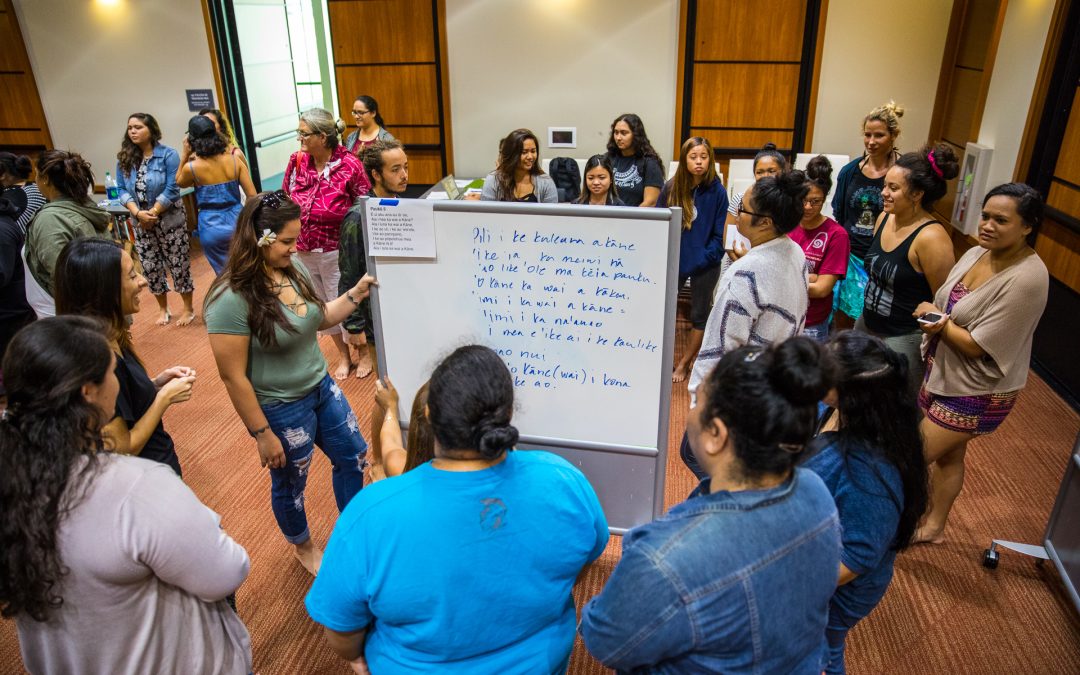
[479,172,558,203]
[15,455,251,675]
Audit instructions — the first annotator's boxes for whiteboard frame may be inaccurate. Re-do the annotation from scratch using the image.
[362,199,680,533]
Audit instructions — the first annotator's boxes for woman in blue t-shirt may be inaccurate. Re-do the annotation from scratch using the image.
[306,345,609,674]
[804,331,929,674]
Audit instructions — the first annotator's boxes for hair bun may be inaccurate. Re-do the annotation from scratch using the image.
[335,118,347,136]
[806,155,833,181]
[477,424,519,459]
[929,143,960,181]
[768,337,834,406]
[761,142,777,152]
[883,100,905,118]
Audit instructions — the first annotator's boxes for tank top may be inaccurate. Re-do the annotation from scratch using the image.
[862,219,937,336]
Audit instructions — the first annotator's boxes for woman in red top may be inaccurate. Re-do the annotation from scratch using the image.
[283,108,371,379]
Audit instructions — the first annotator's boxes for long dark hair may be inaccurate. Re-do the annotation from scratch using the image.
[894,143,960,210]
[354,95,386,129]
[698,337,835,482]
[669,137,720,230]
[0,316,112,621]
[404,382,435,471]
[205,192,325,348]
[117,113,162,174]
[494,129,542,201]
[54,238,138,360]
[605,113,662,166]
[36,150,94,202]
[577,154,619,205]
[198,108,240,149]
[428,345,518,460]
[823,331,928,550]
[0,152,33,182]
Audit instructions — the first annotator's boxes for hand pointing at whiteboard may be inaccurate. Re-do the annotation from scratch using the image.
[321,274,379,331]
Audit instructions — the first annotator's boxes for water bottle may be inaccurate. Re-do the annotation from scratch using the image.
[105,172,119,202]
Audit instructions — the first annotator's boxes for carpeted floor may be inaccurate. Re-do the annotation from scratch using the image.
[2,245,1079,674]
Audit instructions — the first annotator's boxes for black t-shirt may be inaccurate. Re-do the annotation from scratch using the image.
[839,167,885,259]
[114,350,182,476]
[609,154,664,207]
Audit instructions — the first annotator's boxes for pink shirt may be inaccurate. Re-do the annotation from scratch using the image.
[283,145,370,252]
[789,217,849,326]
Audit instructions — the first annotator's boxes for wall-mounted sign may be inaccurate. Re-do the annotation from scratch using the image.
[186,89,214,112]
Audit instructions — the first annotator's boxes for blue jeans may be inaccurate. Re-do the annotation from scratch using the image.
[261,375,367,544]
[803,322,830,343]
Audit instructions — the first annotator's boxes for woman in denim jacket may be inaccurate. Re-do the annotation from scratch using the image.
[581,338,841,674]
[115,113,195,326]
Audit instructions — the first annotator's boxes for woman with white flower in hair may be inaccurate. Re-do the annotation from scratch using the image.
[204,190,377,576]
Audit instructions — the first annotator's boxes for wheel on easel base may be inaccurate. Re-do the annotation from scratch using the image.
[982,548,999,569]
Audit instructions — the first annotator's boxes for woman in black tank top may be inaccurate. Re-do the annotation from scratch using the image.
[855,144,959,392]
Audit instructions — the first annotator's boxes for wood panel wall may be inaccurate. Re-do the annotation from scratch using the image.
[327,0,451,184]
[0,0,51,153]
[1041,85,1080,292]
[680,0,816,163]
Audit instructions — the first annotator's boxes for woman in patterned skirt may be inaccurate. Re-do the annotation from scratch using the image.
[912,183,1049,543]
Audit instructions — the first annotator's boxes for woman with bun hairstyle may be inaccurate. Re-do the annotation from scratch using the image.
[657,137,728,382]
[804,331,928,674]
[582,337,840,673]
[177,115,257,275]
[913,183,1049,544]
[605,113,664,207]
[283,107,371,380]
[577,154,623,205]
[205,191,376,576]
[723,142,788,263]
[307,345,608,674]
[0,152,46,233]
[55,238,196,476]
[479,128,558,203]
[0,316,252,675]
[833,102,904,327]
[858,143,957,392]
[791,156,849,342]
[24,150,111,317]
[115,112,196,326]
[344,95,396,156]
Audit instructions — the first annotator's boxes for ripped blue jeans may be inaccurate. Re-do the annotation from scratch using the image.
[261,374,367,544]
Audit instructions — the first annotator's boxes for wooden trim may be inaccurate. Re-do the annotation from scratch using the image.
[967,0,1009,139]
[928,0,969,143]
[200,0,226,115]
[2,0,52,149]
[1015,0,1075,182]
[803,0,828,149]
[673,0,689,153]
[436,0,453,174]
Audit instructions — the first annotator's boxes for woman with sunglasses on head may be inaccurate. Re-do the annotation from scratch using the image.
[55,238,196,476]
[605,113,664,207]
[283,108,371,380]
[913,184,1049,544]
[1,316,252,675]
[176,115,257,275]
[115,112,196,326]
[479,128,558,203]
[204,191,376,576]
[345,95,396,157]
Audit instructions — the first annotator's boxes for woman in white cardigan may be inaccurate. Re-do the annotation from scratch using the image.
[911,183,1049,544]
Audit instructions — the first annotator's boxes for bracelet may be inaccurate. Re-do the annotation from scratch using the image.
[249,424,271,438]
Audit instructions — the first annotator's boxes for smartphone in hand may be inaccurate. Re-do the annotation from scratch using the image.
[917,312,945,325]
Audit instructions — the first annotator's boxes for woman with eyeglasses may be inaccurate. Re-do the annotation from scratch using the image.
[204,191,376,576]
[176,115,257,275]
[283,108,371,380]
[790,156,849,342]
[345,95,395,157]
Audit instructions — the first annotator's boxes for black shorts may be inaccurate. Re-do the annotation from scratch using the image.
[681,265,722,330]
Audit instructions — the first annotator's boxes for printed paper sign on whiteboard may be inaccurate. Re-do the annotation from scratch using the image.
[366,199,437,257]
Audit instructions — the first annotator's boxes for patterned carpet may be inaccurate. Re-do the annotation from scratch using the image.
[2,246,1079,674]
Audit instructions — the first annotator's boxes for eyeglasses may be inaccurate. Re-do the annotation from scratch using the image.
[351,109,370,117]
[296,130,316,140]
[738,204,766,218]
[804,198,824,207]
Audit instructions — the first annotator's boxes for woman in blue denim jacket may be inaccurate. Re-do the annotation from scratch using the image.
[581,337,842,674]
[115,113,195,326]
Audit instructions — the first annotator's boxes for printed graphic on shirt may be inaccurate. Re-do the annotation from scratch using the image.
[480,498,508,531]
[864,251,896,317]
[803,231,831,274]
[850,186,884,237]
[613,163,643,190]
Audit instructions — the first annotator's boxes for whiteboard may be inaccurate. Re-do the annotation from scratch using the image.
[364,199,680,530]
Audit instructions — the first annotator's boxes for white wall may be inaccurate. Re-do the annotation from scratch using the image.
[976,0,1056,187]
[13,0,217,183]
[810,0,952,158]
[445,0,679,178]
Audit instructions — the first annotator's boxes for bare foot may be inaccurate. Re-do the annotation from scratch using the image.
[333,358,353,380]
[912,524,946,545]
[155,310,172,326]
[672,362,690,383]
[175,311,197,327]
[355,352,373,379]
[294,541,323,576]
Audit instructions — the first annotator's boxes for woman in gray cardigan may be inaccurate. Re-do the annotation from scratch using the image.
[478,128,557,203]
